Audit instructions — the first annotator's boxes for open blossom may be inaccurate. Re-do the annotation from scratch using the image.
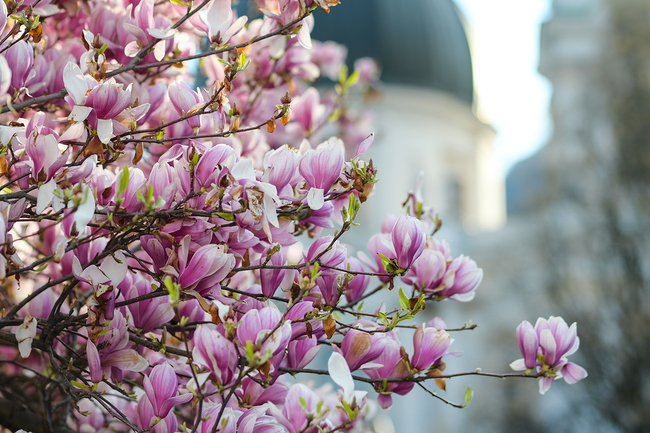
[364,331,414,409]
[510,316,588,394]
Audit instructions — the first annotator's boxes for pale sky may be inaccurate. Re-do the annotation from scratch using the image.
[454,0,553,173]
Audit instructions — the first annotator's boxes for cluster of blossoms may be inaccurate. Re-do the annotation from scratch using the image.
[0,0,585,432]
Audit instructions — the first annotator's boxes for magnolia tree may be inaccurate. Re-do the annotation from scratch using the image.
[0,1,587,432]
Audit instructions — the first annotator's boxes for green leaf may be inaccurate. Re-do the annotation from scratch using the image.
[115,167,130,205]
[328,108,341,122]
[398,287,410,311]
[347,69,360,87]
[71,380,93,389]
[165,276,179,303]
[464,386,474,407]
[311,262,320,280]
[216,212,235,221]
[338,64,348,84]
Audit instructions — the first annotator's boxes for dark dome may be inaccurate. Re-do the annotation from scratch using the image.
[310,0,474,104]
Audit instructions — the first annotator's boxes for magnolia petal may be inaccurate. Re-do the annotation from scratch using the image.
[16,315,37,358]
[307,188,324,210]
[100,251,128,286]
[103,348,149,372]
[206,0,233,40]
[296,24,312,49]
[59,122,86,142]
[377,393,393,410]
[355,132,374,157]
[63,62,88,104]
[36,179,57,214]
[147,27,178,40]
[509,358,526,371]
[68,105,92,123]
[86,339,102,382]
[96,118,113,144]
[538,377,554,395]
[73,185,95,235]
[222,16,248,44]
[153,41,165,62]
[124,41,140,58]
[561,362,588,384]
[231,158,255,181]
[328,352,354,403]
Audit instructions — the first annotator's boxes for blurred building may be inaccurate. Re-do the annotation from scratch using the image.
[311,0,506,235]
[469,0,650,432]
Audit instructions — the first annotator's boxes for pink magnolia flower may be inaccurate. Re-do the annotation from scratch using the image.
[236,304,291,359]
[159,235,235,293]
[359,232,395,283]
[86,311,148,383]
[364,332,414,409]
[263,144,300,194]
[435,255,483,302]
[285,335,320,370]
[401,248,448,294]
[391,215,426,271]
[354,57,380,86]
[299,138,344,210]
[122,273,175,333]
[168,81,203,129]
[516,320,539,369]
[286,301,324,340]
[337,328,387,371]
[238,405,285,433]
[510,316,588,394]
[24,113,68,183]
[344,257,370,304]
[192,325,239,385]
[311,41,347,81]
[291,87,327,135]
[4,40,33,92]
[411,323,453,371]
[268,383,326,433]
[236,377,288,407]
[304,235,347,269]
[123,0,177,61]
[199,403,241,433]
[135,395,179,433]
[259,245,286,298]
[142,363,193,419]
[200,0,248,46]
